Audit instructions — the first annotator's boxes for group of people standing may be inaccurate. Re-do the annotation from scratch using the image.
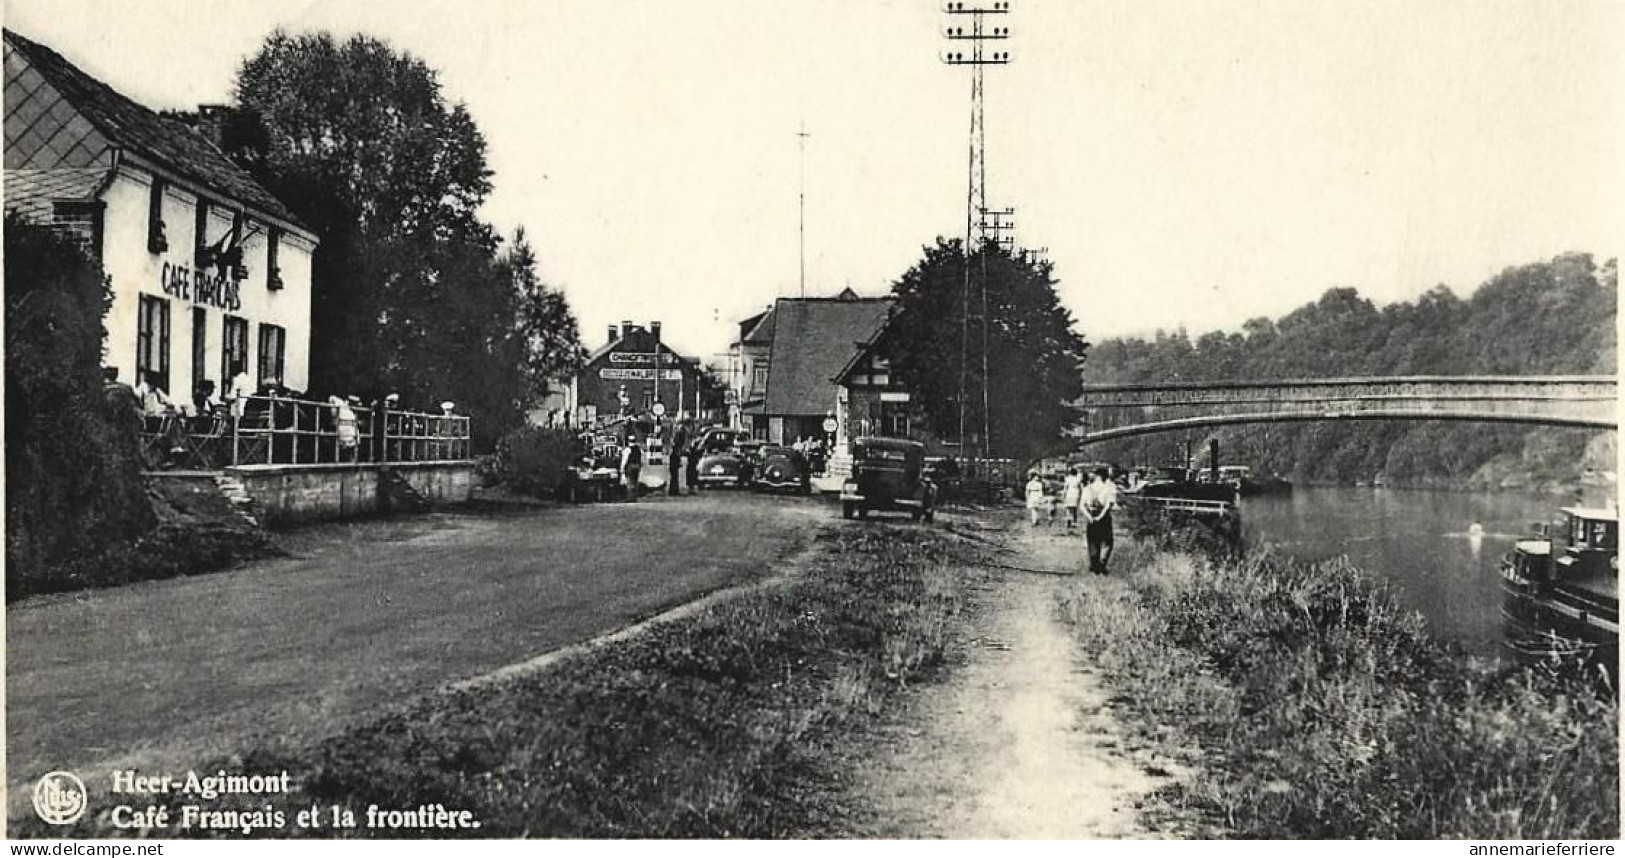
[1027,465,1116,575]
[616,418,705,502]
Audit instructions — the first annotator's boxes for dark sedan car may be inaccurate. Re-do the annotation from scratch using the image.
[752,445,812,494]
[841,436,936,521]
[694,429,756,488]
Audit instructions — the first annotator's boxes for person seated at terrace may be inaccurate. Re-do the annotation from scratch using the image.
[134,371,175,417]
[193,379,224,418]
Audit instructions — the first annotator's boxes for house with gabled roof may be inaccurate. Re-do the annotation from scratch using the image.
[729,287,894,446]
[4,28,319,396]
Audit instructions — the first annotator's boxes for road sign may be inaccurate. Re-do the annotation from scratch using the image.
[652,403,666,417]
[822,417,837,433]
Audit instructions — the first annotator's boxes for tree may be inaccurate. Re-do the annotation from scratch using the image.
[228,31,583,448]
[506,228,583,401]
[886,238,1089,463]
[5,214,154,591]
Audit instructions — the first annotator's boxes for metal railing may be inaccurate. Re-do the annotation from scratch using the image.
[1122,494,1237,517]
[139,395,470,470]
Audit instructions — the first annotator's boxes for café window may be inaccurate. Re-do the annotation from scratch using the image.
[266,226,284,291]
[136,295,170,391]
[147,177,168,253]
[257,324,286,387]
[222,315,249,386]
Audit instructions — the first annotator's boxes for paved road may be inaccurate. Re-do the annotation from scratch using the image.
[7,492,829,789]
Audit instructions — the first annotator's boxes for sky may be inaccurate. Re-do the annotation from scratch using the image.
[7,0,1622,361]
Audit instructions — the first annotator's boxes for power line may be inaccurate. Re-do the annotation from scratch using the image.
[942,1,1012,459]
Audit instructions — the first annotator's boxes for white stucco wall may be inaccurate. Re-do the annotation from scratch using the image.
[100,165,315,395]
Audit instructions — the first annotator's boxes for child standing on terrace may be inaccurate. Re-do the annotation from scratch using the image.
[1025,470,1047,527]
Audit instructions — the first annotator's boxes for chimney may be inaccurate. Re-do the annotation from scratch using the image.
[608,325,619,344]
[650,321,662,343]
[621,320,634,340]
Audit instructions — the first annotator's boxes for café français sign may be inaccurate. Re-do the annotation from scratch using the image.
[159,259,242,312]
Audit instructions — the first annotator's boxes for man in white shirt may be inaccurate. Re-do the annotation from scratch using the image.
[227,363,253,419]
[1083,467,1117,575]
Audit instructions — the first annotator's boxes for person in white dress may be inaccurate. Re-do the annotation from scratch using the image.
[1024,470,1047,527]
[1062,466,1085,530]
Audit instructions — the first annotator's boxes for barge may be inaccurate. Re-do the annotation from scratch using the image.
[1499,506,1618,671]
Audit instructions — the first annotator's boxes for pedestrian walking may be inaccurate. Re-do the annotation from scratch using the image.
[1083,467,1117,574]
[1024,470,1046,527]
[621,436,644,502]
[1062,466,1084,530]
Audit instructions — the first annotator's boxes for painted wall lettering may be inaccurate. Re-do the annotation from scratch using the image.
[159,260,241,312]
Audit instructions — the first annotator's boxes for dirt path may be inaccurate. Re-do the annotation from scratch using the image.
[857,521,1177,838]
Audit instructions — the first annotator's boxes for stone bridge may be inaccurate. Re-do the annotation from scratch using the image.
[1076,375,1617,445]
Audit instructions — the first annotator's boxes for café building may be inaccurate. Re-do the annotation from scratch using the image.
[4,29,317,399]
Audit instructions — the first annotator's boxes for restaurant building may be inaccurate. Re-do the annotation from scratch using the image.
[565,320,706,427]
[4,29,317,397]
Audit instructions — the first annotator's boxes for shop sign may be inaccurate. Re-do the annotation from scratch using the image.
[600,368,683,381]
[159,260,241,312]
[609,352,660,365]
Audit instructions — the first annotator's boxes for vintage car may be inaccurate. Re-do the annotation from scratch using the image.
[753,445,812,494]
[841,436,937,521]
[695,428,756,487]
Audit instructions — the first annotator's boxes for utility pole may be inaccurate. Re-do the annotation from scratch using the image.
[943,1,1011,462]
[798,121,811,298]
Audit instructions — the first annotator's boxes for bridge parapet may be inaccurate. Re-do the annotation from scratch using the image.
[1076,375,1617,444]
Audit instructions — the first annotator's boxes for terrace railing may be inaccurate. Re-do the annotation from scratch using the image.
[139,395,471,471]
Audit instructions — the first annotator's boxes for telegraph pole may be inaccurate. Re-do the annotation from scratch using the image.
[943,1,1011,460]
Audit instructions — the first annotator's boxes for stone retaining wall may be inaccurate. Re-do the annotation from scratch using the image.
[224,462,475,526]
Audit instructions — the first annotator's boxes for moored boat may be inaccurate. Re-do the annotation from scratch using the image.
[1499,506,1619,671]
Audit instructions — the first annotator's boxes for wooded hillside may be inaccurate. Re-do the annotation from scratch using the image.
[1084,253,1617,490]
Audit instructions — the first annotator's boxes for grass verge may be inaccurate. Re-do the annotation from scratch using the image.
[1061,532,1619,839]
[14,522,984,839]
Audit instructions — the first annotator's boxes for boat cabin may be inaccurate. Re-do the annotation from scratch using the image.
[1556,506,1619,579]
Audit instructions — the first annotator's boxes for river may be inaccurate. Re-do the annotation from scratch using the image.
[1243,485,1615,658]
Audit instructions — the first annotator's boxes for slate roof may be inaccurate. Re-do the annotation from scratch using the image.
[3,29,307,230]
[3,167,106,221]
[760,296,893,416]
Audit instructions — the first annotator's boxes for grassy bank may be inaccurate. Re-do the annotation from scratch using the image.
[1061,535,1619,839]
[15,522,985,839]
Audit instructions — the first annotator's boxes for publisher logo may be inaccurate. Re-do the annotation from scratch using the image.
[33,771,87,825]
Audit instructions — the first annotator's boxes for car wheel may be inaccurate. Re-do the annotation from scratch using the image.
[842,501,855,520]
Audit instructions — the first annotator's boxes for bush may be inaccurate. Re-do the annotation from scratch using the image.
[492,426,583,497]
[1063,543,1619,839]
[5,214,155,598]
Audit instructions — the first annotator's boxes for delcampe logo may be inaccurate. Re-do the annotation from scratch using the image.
[32,771,87,825]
